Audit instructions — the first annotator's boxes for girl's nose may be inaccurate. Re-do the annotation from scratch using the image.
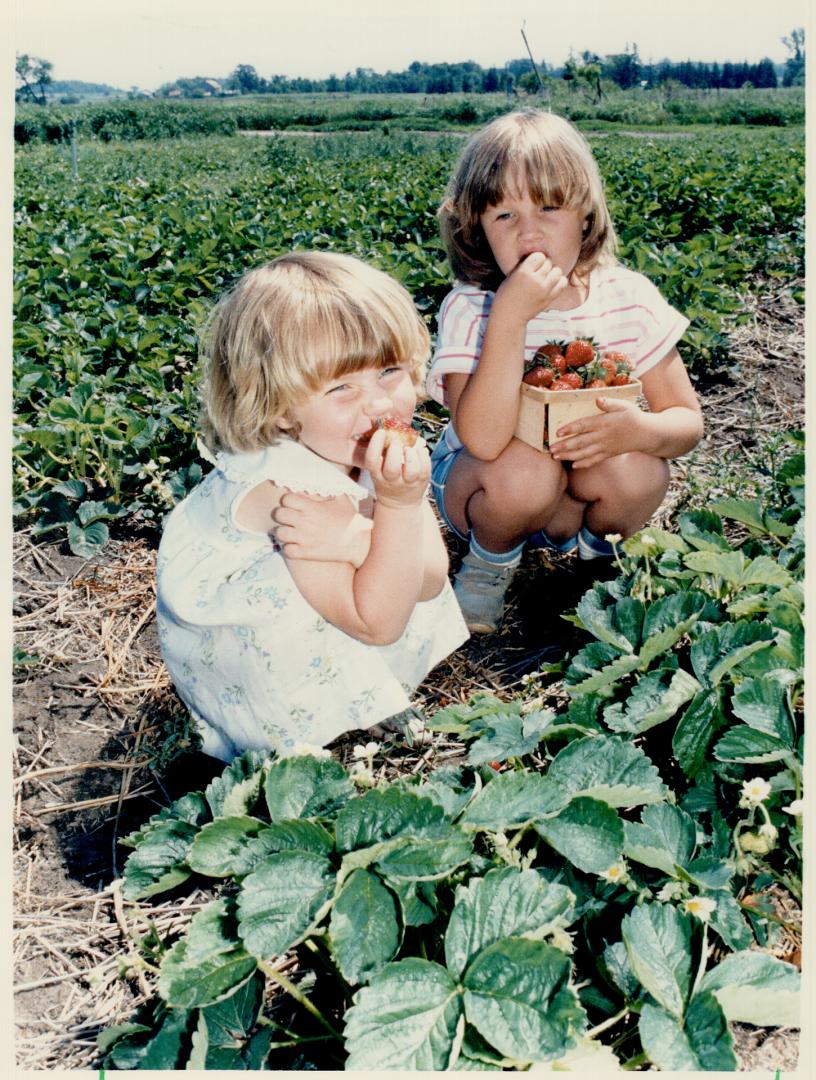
[519,214,543,240]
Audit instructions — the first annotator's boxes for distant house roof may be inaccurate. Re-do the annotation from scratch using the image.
[203,79,222,91]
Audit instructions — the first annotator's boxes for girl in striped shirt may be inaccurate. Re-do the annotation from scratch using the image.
[427,110,703,633]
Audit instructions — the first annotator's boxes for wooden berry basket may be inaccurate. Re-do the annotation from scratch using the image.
[515,379,641,451]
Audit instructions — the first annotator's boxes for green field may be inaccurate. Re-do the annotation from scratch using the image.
[13,119,804,553]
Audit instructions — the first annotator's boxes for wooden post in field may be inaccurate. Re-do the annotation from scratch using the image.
[521,22,549,108]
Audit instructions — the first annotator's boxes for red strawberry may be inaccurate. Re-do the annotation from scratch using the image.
[550,354,567,376]
[550,379,574,391]
[362,416,418,447]
[379,416,418,447]
[612,373,631,385]
[565,339,596,368]
[586,378,608,388]
[535,342,568,362]
[522,366,554,388]
[561,371,584,390]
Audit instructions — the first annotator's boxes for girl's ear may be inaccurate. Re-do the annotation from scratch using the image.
[276,414,294,431]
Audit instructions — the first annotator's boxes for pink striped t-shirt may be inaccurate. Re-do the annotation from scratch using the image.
[426,263,689,406]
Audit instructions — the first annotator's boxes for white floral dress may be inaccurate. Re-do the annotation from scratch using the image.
[156,439,468,761]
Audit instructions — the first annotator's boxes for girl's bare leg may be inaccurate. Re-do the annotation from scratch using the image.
[442,439,572,552]
[568,453,670,537]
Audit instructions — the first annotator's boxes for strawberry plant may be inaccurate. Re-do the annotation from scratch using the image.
[100,434,802,1070]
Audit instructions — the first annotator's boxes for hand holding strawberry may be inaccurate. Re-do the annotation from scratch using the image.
[494,252,569,324]
[364,424,430,509]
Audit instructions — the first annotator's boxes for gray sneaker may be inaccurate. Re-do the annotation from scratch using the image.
[453,550,519,634]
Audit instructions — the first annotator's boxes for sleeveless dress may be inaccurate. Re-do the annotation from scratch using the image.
[156,438,468,761]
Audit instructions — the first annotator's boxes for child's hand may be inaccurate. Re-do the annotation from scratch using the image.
[549,397,647,469]
[364,427,430,509]
[495,252,569,322]
[273,493,372,567]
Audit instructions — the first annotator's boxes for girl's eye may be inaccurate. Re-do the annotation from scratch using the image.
[380,366,404,378]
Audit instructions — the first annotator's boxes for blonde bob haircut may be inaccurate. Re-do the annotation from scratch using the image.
[201,251,430,453]
[439,110,618,291]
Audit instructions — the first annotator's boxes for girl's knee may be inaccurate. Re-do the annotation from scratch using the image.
[570,453,667,504]
[484,443,567,510]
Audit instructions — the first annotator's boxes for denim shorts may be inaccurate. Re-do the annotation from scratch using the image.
[430,428,469,543]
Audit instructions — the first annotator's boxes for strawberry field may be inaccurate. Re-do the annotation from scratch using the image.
[12,116,805,1071]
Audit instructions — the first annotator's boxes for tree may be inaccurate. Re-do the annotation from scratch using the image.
[604,44,641,89]
[16,53,53,105]
[227,64,265,94]
[782,28,805,86]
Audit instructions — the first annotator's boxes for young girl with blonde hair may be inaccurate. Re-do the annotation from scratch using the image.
[157,251,467,761]
[428,110,704,632]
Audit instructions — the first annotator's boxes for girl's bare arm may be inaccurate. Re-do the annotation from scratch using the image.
[238,433,442,646]
[449,255,568,460]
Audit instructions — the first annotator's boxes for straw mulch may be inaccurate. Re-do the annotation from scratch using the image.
[12,278,804,1071]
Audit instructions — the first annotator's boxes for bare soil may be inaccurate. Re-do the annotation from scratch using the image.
[12,282,804,1070]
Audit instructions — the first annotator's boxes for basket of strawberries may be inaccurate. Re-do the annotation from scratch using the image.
[515,338,640,451]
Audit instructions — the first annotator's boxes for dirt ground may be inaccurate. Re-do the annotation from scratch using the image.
[12,282,805,1071]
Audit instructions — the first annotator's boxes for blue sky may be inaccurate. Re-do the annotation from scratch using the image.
[13,0,811,91]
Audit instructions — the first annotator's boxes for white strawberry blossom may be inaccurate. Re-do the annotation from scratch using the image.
[599,861,628,884]
[783,799,804,816]
[352,741,379,761]
[741,777,772,805]
[684,896,717,922]
[349,761,375,787]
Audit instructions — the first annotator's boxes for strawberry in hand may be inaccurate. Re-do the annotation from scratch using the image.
[359,416,419,449]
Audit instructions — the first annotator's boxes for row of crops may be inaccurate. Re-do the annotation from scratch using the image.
[13,126,804,556]
[15,87,806,145]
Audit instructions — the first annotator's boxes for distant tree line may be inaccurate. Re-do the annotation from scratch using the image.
[160,54,783,98]
[16,30,804,107]
[158,43,800,99]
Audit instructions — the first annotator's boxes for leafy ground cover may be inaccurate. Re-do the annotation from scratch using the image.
[98,434,803,1070]
[12,281,804,1070]
[13,127,804,557]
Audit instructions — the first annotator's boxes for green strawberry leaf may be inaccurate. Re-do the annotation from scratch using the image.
[344,958,463,1070]
[463,937,583,1063]
[330,869,401,984]
[444,867,575,981]
[158,897,257,1009]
